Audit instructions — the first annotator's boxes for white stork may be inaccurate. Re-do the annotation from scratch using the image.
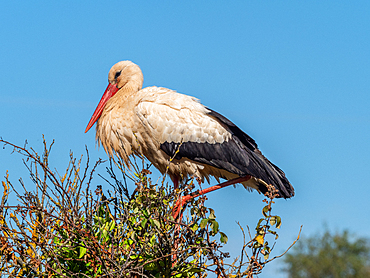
[85,61,294,199]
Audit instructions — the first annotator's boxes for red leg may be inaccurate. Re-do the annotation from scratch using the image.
[171,176,251,266]
[172,176,251,219]
[172,210,182,267]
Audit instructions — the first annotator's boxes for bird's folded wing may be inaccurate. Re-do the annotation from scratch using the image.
[135,91,294,198]
[135,88,232,145]
[135,95,263,177]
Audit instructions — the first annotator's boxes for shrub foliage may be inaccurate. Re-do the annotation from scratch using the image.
[0,138,299,277]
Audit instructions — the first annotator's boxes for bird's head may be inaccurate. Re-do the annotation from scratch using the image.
[108,60,144,91]
[85,61,144,133]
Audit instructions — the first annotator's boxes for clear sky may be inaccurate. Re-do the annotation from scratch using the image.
[1,2,370,277]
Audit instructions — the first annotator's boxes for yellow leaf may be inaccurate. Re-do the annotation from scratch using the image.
[256,235,264,245]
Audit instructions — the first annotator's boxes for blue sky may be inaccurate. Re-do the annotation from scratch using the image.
[1,2,370,277]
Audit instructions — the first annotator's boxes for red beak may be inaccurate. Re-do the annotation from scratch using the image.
[85,83,119,133]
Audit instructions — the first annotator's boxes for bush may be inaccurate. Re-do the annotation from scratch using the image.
[0,138,299,277]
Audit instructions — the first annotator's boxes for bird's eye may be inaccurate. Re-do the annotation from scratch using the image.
[115,71,122,79]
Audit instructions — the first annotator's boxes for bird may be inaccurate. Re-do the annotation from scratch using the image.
[85,61,294,199]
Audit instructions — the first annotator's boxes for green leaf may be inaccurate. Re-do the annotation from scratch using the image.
[109,220,116,231]
[275,216,282,229]
[96,264,102,274]
[141,218,148,228]
[191,223,199,232]
[269,216,276,226]
[79,246,87,258]
[144,262,157,271]
[152,219,160,228]
[209,208,216,219]
[262,205,270,217]
[102,228,108,240]
[257,218,264,227]
[130,254,138,260]
[220,232,228,244]
[211,220,219,233]
[149,219,154,228]
[142,209,149,217]
[150,234,156,246]
[200,218,208,229]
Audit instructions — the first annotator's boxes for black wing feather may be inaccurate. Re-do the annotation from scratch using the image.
[160,109,294,198]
